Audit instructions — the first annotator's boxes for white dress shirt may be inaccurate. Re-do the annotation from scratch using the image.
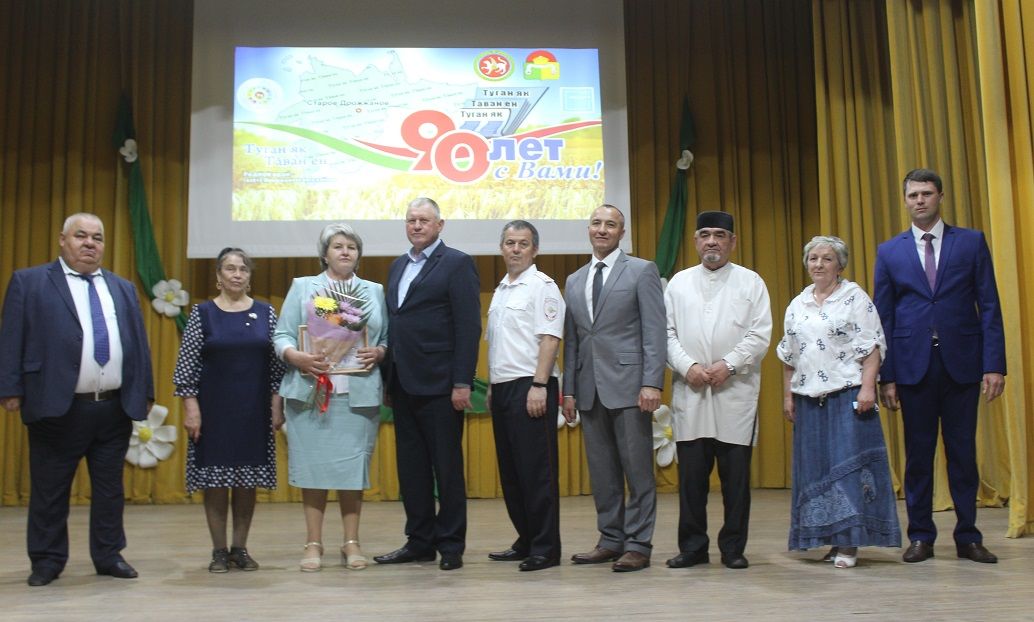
[584,248,621,322]
[60,257,123,393]
[486,265,565,383]
[397,238,442,307]
[911,218,945,267]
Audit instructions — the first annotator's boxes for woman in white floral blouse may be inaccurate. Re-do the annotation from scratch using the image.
[777,236,901,569]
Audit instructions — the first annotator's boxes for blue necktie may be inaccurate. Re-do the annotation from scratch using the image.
[75,273,111,366]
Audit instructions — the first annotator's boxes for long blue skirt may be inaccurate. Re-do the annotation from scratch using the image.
[788,387,901,550]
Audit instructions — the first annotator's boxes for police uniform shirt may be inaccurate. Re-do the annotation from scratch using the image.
[486,264,565,384]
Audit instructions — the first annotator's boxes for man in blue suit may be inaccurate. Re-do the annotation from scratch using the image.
[874,169,1006,564]
[0,213,154,586]
[375,197,481,571]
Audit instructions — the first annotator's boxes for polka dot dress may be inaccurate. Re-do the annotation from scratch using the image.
[173,300,286,493]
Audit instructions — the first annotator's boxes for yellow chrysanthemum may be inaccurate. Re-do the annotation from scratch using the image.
[313,296,338,312]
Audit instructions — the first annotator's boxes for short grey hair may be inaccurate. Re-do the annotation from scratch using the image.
[62,212,104,235]
[802,235,849,270]
[407,197,441,219]
[317,223,364,269]
[500,220,539,248]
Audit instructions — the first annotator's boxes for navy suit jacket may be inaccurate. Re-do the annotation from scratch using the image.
[0,260,154,424]
[873,224,1006,386]
[385,241,481,396]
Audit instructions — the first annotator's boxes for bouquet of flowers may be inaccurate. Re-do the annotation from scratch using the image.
[303,280,371,372]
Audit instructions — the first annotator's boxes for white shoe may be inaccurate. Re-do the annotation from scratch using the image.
[342,539,368,570]
[300,542,323,572]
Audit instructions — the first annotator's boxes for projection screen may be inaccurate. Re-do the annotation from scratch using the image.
[189,0,629,257]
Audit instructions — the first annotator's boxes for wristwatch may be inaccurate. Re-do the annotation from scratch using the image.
[724,361,736,376]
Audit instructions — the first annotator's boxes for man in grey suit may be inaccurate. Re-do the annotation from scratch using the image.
[562,204,666,572]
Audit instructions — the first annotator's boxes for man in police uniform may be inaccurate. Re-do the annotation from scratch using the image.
[485,220,565,571]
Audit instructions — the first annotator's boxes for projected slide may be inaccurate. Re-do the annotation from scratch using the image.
[233,47,604,221]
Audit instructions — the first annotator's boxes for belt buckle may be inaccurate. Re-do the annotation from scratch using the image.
[94,390,103,401]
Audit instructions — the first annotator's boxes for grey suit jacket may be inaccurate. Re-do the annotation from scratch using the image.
[563,252,666,410]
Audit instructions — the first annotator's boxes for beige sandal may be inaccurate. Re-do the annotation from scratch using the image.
[300,542,323,572]
[341,539,368,570]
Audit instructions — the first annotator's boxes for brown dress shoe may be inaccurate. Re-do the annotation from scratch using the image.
[612,551,650,572]
[956,542,997,564]
[902,540,934,563]
[571,546,621,564]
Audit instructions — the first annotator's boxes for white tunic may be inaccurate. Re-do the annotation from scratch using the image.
[775,280,886,397]
[665,263,772,445]
[486,265,565,383]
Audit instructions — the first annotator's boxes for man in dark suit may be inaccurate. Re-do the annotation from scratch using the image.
[375,197,481,571]
[874,168,1006,564]
[0,213,154,586]
[562,204,666,572]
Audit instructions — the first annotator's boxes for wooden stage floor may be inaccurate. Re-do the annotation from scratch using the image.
[1,490,1031,621]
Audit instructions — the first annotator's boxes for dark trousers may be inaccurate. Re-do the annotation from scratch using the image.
[490,377,560,559]
[676,438,752,556]
[897,343,982,545]
[26,398,131,574]
[389,373,467,555]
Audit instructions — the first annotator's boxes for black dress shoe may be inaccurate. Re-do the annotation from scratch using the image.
[666,550,710,568]
[488,547,528,562]
[720,553,749,569]
[519,555,559,571]
[373,546,436,564]
[27,568,59,586]
[439,553,463,570]
[956,542,997,564]
[902,540,934,563]
[96,560,138,579]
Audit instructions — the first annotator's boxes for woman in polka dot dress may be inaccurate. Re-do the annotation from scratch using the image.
[173,247,286,573]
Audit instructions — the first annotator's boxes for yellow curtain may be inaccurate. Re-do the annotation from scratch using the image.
[972,0,1034,536]
[3,0,1030,539]
[624,0,819,489]
[812,0,1032,536]
[811,0,908,495]
[1,0,818,504]
[0,0,618,506]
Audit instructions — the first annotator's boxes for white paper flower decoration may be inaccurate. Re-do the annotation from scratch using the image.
[652,405,677,467]
[119,138,138,163]
[151,279,189,317]
[676,149,694,170]
[126,404,177,468]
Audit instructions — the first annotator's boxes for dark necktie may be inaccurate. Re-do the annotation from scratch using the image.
[922,232,937,291]
[592,262,606,318]
[75,273,111,366]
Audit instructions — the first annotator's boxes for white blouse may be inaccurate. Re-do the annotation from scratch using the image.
[776,279,886,398]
